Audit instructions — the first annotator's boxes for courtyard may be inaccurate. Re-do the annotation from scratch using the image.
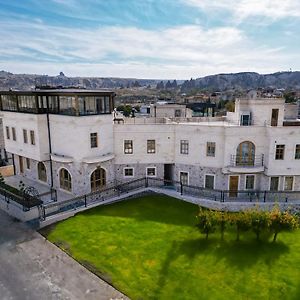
[42,194,300,300]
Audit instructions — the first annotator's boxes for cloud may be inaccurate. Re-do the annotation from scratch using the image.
[184,0,300,20]
[0,20,295,78]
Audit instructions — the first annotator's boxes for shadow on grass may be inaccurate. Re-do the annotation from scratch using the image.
[153,237,290,298]
[81,195,199,227]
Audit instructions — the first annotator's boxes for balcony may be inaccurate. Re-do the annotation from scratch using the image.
[224,154,265,173]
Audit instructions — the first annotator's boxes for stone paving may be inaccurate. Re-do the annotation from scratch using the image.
[5,175,74,203]
[0,209,128,300]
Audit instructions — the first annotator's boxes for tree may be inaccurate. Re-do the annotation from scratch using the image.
[196,209,217,240]
[116,105,132,117]
[283,91,296,103]
[225,100,235,112]
[269,207,299,242]
[250,209,270,241]
[231,210,252,241]
[215,211,228,240]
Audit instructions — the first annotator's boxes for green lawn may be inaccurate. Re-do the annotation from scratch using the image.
[42,195,300,300]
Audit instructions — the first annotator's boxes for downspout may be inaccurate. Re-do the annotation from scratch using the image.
[12,153,16,175]
[46,96,54,188]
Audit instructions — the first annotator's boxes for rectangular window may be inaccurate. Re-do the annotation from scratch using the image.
[245,175,255,190]
[180,172,188,185]
[180,140,189,155]
[275,144,285,160]
[270,177,279,191]
[240,114,251,126]
[23,129,28,144]
[26,158,30,169]
[206,142,216,157]
[124,140,133,154]
[175,109,181,117]
[5,126,10,139]
[124,168,134,177]
[90,132,98,148]
[147,140,156,154]
[30,130,35,145]
[12,127,16,141]
[284,176,294,191]
[271,109,279,126]
[295,144,300,159]
[146,167,156,177]
[205,175,215,189]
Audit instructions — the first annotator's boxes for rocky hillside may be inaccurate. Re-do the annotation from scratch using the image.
[1,70,300,92]
[0,71,161,90]
[181,71,300,92]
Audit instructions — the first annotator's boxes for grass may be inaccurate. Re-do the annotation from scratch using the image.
[41,194,300,300]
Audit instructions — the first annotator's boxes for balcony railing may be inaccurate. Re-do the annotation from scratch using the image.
[230,154,264,167]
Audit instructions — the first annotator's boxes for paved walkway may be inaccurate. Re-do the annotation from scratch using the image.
[5,175,74,203]
[0,209,128,300]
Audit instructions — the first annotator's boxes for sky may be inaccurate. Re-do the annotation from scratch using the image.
[0,0,299,79]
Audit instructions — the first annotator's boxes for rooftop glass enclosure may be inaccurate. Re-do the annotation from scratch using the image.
[0,90,115,116]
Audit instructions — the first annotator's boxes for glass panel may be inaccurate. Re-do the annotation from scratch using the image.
[1,95,18,111]
[18,95,37,113]
[59,96,77,115]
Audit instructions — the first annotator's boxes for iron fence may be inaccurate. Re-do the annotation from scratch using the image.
[40,177,300,221]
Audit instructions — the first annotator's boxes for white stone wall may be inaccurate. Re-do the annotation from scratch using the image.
[2,111,49,161]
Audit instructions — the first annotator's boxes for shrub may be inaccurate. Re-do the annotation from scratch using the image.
[269,207,299,242]
[196,209,217,240]
[231,210,252,241]
[250,208,270,241]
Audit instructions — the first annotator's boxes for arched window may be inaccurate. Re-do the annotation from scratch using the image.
[59,168,72,191]
[37,162,47,182]
[236,141,255,166]
[91,168,106,192]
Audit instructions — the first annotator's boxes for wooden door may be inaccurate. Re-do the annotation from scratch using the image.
[229,176,239,197]
[271,109,279,126]
[19,156,24,174]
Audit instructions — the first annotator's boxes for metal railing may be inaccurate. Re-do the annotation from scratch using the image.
[40,177,300,221]
[230,154,264,167]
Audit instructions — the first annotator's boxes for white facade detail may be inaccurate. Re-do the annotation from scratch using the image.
[1,90,300,198]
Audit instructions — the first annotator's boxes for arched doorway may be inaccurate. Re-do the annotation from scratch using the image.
[37,162,47,182]
[59,168,72,191]
[91,168,106,192]
[236,141,255,166]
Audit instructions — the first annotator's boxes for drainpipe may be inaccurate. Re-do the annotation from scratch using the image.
[46,97,54,188]
[12,153,16,175]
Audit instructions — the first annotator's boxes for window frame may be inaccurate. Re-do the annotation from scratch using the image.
[124,140,133,154]
[23,129,28,144]
[275,144,285,160]
[295,144,300,159]
[206,142,216,157]
[5,126,10,139]
[180,140,189,155]
[25,157,30,169]
[179,171,189,185]
[90,132,98,148]
[30,130,35,145]
[270,176,280,191]
[146,167,156,177]
[245,175,255,190]
[124,167,134,177]
[147,139,156,154]
[284,176,294,191]
[12,127,16,141]
[59,168,72,192]
[204,174,215,189]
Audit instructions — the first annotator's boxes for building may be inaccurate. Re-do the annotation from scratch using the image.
[0,89,300,199]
